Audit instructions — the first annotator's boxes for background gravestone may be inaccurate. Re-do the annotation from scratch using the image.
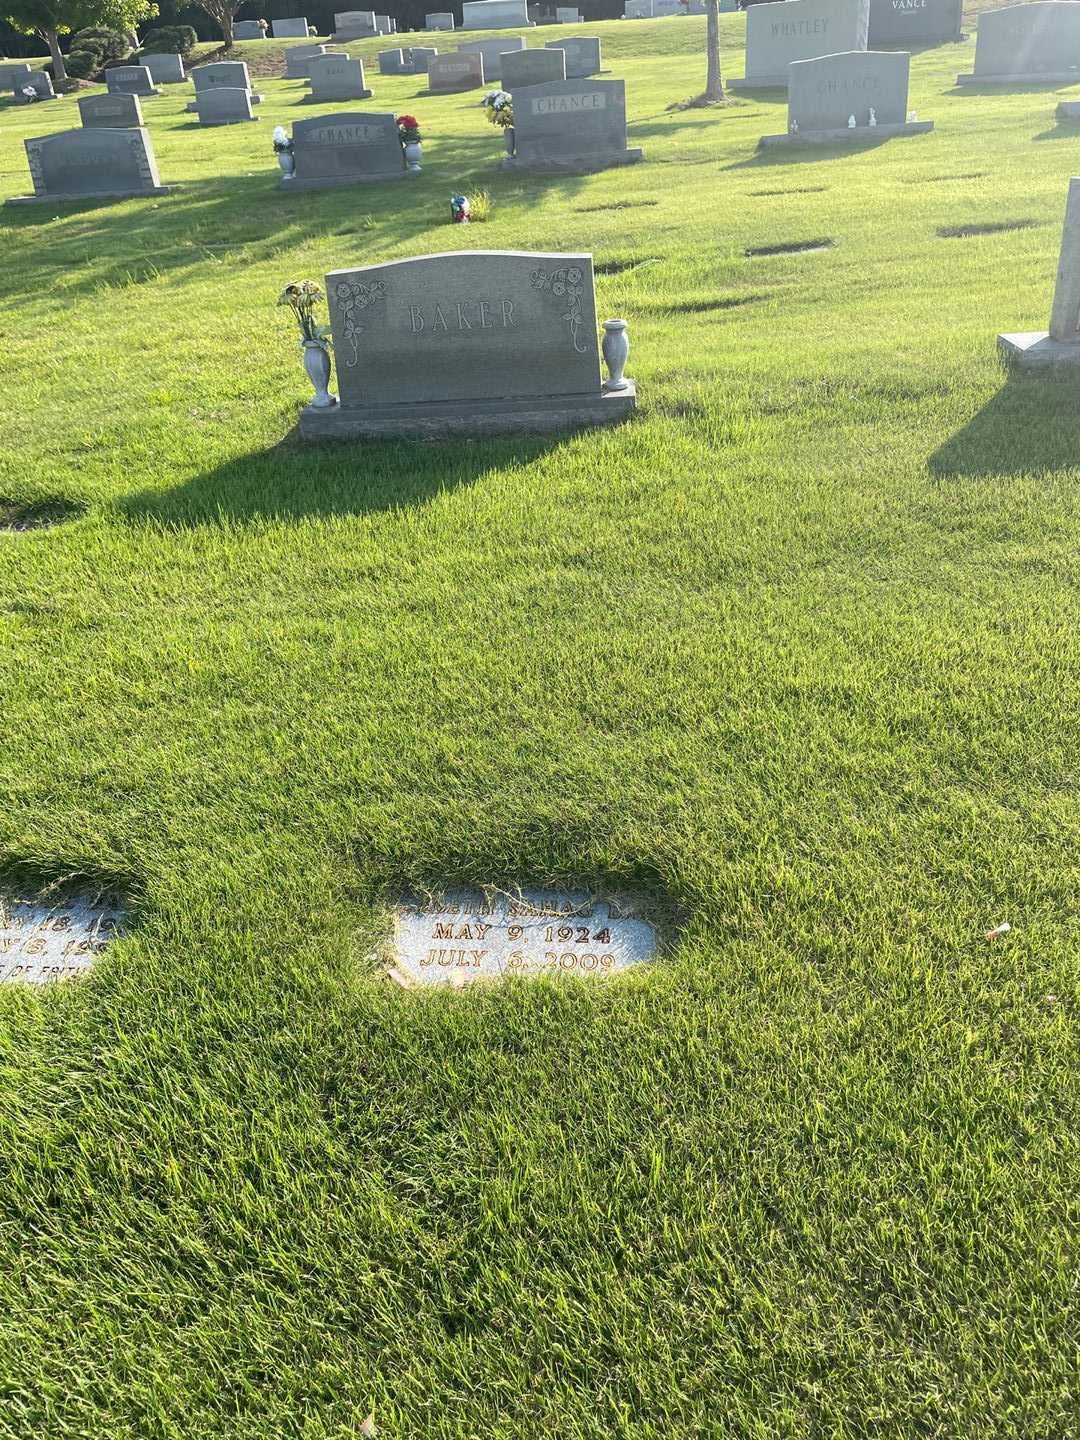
[334,9,378,38]
[732,0,870,89]
[0,60,31,88]
[140,52,185,83]
[504,76,643,172]
[652,0,684,14]
[79,91,144,127]
[545,36,602,77]
[12,126,174,203]
[624,0,653,16]
[307,54,372,100]
[999,175,1080,365]
[378,47,409,72]
[187,60,263,109]
[462,0,533,27]
[234,20,266,38]
[285,44,334,78]
[426,10,456,27]
[458,34,526,79]
[957,2,1080,83]
[196,86,257,124]
[408,47,440,72]
[288,111,406,188]
[556,7,583,20]
[428,51,486,89]
[868,0,962,46]
[301,250,634,439]
[759,47,934,142]
[14,70,55,102]
[106,64,160,96]
[502,47,566,88]
[273,17,311,36]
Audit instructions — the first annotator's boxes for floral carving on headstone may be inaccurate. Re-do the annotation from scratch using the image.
[334,278,388,366]
[529,265,588,354]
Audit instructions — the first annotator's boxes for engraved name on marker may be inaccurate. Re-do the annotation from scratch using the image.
[390,888,657,988]
[0,890,126,985]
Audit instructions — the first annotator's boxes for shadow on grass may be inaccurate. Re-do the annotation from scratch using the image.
[118,427,568,527]
[929,368,1080,478]
[1032,120,1080,141]
[722,136,896,169]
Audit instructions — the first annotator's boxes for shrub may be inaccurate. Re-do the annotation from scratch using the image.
[139,25,198,55]
[71,27,129,62]
[63,48,101,79]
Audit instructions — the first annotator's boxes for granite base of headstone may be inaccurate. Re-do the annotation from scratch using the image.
[758,50,934,145]
[9,126,175,204]
[999,174,1080,366]
[501,77,643,173]
[957,1,1080,84]
[299,250,634,440]
[79,92,144,127]
[283,111,407,188]
[731,0,871,90]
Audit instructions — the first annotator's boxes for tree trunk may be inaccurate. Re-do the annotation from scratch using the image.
[42,27,67,84]
[705,0,723,101]
[220,7,235,46]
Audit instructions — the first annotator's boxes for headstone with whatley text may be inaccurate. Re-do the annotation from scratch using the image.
[299,249,636,439]
[731,0,870,89]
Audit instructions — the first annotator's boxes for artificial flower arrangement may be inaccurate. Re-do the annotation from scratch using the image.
[272,124,293,155]
[480,89,513,129]
[450,193,470,224]
[397,114,422,147]
[278,281,332,347]
[18,84,39,103]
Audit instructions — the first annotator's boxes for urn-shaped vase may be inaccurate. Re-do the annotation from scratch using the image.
[277,150,295,179]
[602,319,630,392]
[404,140,422,173]
[301,340,336,409]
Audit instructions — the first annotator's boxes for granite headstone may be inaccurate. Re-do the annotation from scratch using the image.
[503,76,642,171]
[999,175,1080,365]
[759,48,934,142]
[458,34,526,78]
[426,10,456,26]
[196,85,257,123]
[868,0,962,46]
[501,46,566,87]
[12,126,173,203]
[957,2,1080,83]
[79,91,144,126]
[14,70,55,101]
[333,8,378,37]
[733,0,870,88]
[428,50,487,88]
[234,20,267,38]
[106,64,160,96]
[308,53,372,98]
[545,35,602,76]
[140,51,185,83]
[0,60,31,88]
[462,0,534,26]
[187,61,262,109]
[273,16,311,36]
[0,888,126,986]
[287,111,406,188]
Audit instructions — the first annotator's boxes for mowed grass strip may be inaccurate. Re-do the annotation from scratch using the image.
[0,11,1078,1439]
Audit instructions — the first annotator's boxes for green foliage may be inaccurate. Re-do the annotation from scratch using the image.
[60,43,98,72]
[139,22,196,52]
[0,14,1077,1439]
[0,0,155,40]
[71,23,128,56]
[467,187,492,222]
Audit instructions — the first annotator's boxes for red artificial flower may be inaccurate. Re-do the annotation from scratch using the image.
[397,115,419,129]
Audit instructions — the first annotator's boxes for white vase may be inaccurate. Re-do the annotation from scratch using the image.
[277,150,295,180]
[602,319,630,391]
[301,340,336,408]
[404,140,422,173]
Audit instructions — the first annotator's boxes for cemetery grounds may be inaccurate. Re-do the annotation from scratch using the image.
[0,7,1077,1436]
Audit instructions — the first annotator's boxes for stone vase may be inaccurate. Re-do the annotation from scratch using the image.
[404,139,422,172]
[602,319,630,391]
[277,149,295,179]
[301,340,336,408]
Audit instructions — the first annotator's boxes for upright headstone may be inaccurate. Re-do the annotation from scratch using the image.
[14,70,55,102]
[545,36,601,76]
[502,47,566,88]
[299,251,634,439]
[999,175,1080,365]
[307,53,373,99]
[409,47,440,72]
[758,49,934,143]
[375,14,393,31]
[106,64,160,96]
[285,43,333,78]
[458,34,527,78]
[652,0,684,14]
[187,61,263,110]
[10,127,174,204]
[379,47,409,72]
[957,2,1080,83]
[78,91,144,127]
[462,0,534,27]
[556,7,583,20]
[426,10,456,26]
[0,60,31,88]
[503,77,643,172]
[428,50,487,89]
[286,112,406,188]
[196,86,257,124]
[732,0,870,89]
[333,9,378,38]
[273,16,311,36]
[868,0,962,46]
[234,20,267,38]
[140,52,185,83]
[624,0,653,16]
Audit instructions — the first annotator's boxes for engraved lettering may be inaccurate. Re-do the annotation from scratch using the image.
[433,922,454,939]
[432,304,448,332]
[455,302,472,330]
[478,301,493,329]
[501,299,515,327]
[410,306,425,333]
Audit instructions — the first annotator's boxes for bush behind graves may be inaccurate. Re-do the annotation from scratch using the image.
[139,24,198,55]
[70,27,130,62]
[62,48,101,78]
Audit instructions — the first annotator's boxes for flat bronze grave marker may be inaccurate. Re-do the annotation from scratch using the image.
[389,887,658,987]
[0,889,126,985]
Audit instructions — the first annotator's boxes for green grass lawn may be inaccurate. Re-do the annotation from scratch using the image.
[0,10,1078,1437]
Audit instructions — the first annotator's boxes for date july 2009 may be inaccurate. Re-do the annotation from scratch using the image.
[422,947,617,972]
